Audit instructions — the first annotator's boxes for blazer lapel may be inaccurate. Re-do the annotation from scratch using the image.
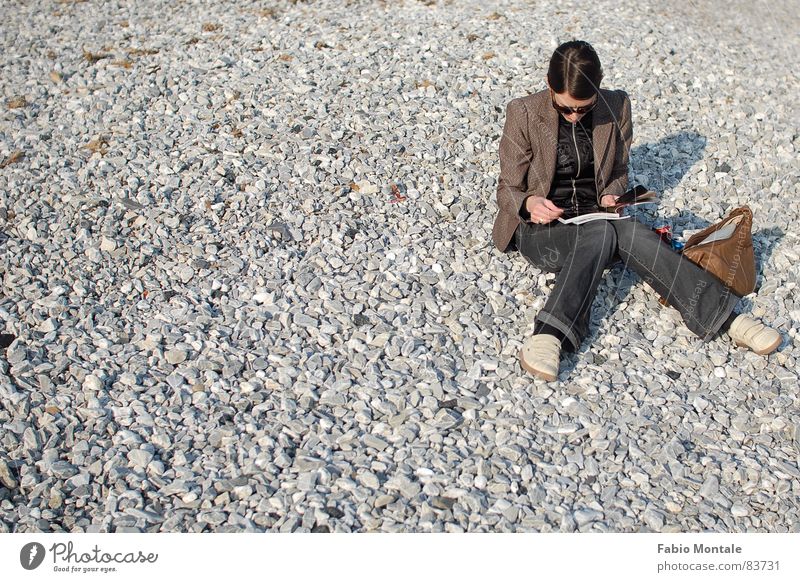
[535,95,559,197]
[592,90,615,194]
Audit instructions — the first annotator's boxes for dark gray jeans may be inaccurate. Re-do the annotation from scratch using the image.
[514,218,740,351]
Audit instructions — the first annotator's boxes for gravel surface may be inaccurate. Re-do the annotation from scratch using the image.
[1,0,799,532]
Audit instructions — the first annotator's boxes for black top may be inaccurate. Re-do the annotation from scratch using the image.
[547,111,598,219]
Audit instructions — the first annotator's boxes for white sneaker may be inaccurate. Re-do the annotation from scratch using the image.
[727,314,781,355]
[519,334,561,381]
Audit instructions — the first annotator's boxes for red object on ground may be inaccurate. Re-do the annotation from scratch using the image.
[654,225,672,243]
[388,183,407,204]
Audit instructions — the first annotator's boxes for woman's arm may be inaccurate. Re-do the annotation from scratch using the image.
[496,99,534,218]
[602,91,633,202]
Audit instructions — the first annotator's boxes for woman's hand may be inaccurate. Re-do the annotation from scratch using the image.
[599,194,619,208]
[525,196,563,224]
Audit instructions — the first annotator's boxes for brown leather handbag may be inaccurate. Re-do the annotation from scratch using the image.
[660,206,756,305]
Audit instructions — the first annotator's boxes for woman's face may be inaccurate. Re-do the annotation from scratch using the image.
[549,88,597,124]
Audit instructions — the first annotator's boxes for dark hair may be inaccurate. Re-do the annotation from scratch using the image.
[547,40,603,99]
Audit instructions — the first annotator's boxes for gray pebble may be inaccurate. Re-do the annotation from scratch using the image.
[127,450,154,468]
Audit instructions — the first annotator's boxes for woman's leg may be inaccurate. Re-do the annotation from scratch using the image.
[610,218,740,340]
[516,220,618,351]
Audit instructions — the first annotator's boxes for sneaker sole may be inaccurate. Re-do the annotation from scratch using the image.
[735,336,782,356]
[518,348,557,381]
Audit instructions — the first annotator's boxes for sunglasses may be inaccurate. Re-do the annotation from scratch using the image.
[550,90,597,115]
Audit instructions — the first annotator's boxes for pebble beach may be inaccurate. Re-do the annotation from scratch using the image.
[1,0,799,532]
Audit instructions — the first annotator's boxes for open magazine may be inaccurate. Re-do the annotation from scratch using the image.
[557,186,658,225]
[557,212,630,225]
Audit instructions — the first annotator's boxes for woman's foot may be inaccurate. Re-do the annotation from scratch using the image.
[727,314,782,355]
[519,334,561,381]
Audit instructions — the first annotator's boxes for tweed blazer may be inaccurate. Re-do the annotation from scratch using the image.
[492,87,633,252]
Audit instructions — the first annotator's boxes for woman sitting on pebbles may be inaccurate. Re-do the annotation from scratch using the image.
[492,40,781,381]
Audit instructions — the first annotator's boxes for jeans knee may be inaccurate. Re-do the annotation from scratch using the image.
[580,221,617,255]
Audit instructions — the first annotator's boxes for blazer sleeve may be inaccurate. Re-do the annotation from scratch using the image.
[604,91,633,198]
[496,98,534,218]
